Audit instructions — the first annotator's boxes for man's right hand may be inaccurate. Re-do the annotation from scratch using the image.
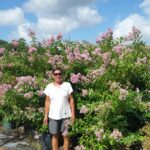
[43,116,48,125]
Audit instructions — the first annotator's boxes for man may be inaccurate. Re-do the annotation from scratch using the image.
[43,67,75,150]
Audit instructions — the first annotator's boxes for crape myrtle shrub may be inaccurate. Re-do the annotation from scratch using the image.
[0,27,150,149]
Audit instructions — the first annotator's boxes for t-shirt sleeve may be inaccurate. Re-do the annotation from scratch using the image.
[68,83,73,95]
[43,85,49,96]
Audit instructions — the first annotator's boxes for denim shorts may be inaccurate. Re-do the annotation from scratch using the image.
[49,118,70,134]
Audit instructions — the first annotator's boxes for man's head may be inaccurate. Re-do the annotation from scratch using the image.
[52,67,62,83]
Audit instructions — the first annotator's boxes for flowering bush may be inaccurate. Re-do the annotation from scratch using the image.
[0,27,150,149]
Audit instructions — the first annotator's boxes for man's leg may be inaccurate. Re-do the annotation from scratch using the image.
[52,134,59,150]
[63,135,70,150]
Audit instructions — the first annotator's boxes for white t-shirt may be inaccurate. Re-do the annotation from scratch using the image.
[43,82,73,120]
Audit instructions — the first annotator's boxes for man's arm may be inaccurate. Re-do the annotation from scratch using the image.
[69,94,75,123]
[43,96,50,124]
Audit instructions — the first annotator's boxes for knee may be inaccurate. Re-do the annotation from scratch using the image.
[63,135,69,142]
[52,134,59,140]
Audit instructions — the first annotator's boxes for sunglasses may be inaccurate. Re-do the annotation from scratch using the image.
[53,73,62,76]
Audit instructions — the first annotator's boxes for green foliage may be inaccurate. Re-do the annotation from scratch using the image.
[39,124,49,134]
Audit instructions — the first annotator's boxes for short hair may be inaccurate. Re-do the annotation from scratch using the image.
[52,67,62,74]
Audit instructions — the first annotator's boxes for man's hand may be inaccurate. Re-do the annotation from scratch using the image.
[69,94,75,124]
[43,115,48,125]
[71,115,75,124]
[44,96,50,125]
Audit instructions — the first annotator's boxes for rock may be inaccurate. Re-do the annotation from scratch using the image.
[141,123,150,136]
[30,141,42,150]
[142,137,150,150]
[1,140,32,150]
[0,147,8,150]
[0,133,14,146]
[16,126,25,134]
[2,121,11,130]
[0,126,54,150]
[141,123,150,150]
[0,133,14,139]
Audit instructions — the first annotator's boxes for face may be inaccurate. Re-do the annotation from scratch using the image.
[53,69,62,82]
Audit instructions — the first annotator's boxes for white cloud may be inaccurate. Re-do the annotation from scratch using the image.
[21,0,102,37]
[113,0,150,43]
[23,0,96,17]
[17,23,31,40]
[140,0,150,16]
[0,7,24,26]
[23,0,58,16]
[12,17,77,41]
[114,14,143,37]
[2,0,102,41]
[35,6,102,35]
[113,14,150,42]
[37,17,79,33]
[10,22,34,43]
[76,7,102,25]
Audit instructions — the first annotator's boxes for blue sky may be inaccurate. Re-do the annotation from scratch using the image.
[0,0,150,44]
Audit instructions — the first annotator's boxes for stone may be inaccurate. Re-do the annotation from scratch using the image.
[141,123,150,136]
[141,124,150,150]
[0,133,14,146]
[16,126,25,134]
[0,147,8,150]
[30,141,42,150]
[2,121,11,130]
[1,139,32,150]
[142,137,150,150]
